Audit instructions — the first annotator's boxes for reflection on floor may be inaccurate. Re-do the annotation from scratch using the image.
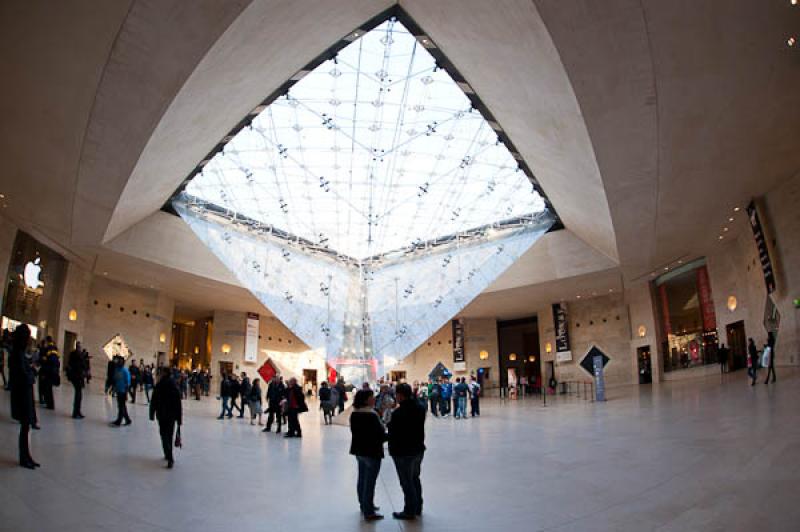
[1,371,799,531]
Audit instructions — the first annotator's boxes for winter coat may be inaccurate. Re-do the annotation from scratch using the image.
[9,345,36,424]
[350,408,387,458]
[149,376,182,425]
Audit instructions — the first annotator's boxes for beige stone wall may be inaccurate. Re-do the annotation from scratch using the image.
[550,294,635,387]
[83,276,174,388]
[0,215,17,311]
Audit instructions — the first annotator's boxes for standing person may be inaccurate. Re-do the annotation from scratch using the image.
[318,381,334,425]
[335,378,347,414]
[149,367,182,469]
[387,383,426,520]
[454,377,469,419]
[110,356,132,426]
[747,338,759,386]
[128,359,140,404]
[763,333,777,384]
[350,389,387,521]
[238,372,251,419]
[143,365,154,403]
[416,381,429,413]
[718,344,729,374]
[429,379,441,417]
[249,378,263,426]
[440,377,452,418]
[66,342,86,419]
[105,357,116,396]
[217,372,233,419]
[230,375,243,417]
[9,325,40,469]
[284,377,308,438]
[264,374,286,433]
[469,375,481,417]
[39,339,60,410]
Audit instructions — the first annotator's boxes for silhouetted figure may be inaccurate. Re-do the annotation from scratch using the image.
[150,367,182,468]
[764,333,777,384]
[110,356,132,426]
[263,375,285,433]
[9,325,39,469]
[66,342,86,418]
[284,377,308,438]
[747,338,759,386]
[387,383,426,520]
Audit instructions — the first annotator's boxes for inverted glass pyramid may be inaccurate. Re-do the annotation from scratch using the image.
[173,17,554,383]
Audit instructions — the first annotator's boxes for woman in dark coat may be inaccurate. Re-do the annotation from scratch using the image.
[9,324,39,469]
[350,389,387,520]
[149,367,183,468]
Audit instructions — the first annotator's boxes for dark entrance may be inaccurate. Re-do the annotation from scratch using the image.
[497,317,540,394]
[725,321,747,371]
[637,345,652,384]
[302,369,318,394]
[63,330,77,359]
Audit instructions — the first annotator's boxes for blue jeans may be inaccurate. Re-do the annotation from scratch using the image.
[356,456,382,515]
[392,453,423,515]
[456,396,467,418]
[219,396,232,417]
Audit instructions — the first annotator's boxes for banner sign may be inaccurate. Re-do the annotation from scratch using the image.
[552,303,571,361]
[695,266,717,331]
[244,312,259,363]
[763,294,781,333]
[746,200,776,294]
[452,319,465,363]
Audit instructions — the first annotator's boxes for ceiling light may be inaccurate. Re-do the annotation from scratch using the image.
[789,37,797,47]
[103,271,108,275]
[664,266,669,271]
[728,217,734,222]
[733,207,740,212]
[718,235,724,240]
[723,227,729,232]
[0,193,5,199]
[576,295,581,299]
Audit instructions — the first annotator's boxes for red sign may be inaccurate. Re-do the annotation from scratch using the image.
[257,360,276,383]
[695,266,717,331]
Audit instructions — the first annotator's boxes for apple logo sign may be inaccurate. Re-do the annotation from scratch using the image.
[23,257,43,290]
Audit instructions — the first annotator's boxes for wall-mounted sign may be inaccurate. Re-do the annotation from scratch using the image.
[746,200,776,294]
[244,312,259,363]
[552,303,571,362]
[452,318,465,363]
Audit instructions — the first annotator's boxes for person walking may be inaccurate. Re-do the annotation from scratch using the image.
[263,374,286,433]
[718,344,729,374]
[110,356,132,426]
[217,372,234,419]
[143,365,154,403]
[238,372,251,419]
[149,367,182,469]
[284,377,308,438]
[318,381,334,425]
[387,383,426,520]
[9,325,40,469]
[747,338,759,386]
[335,378,347,414]
[469,375,481,417]
[249,378,263,426]
[350,389,387,521]
[763,333,777,384]
[66,342,86,419]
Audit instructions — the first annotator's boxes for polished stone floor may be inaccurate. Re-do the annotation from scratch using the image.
[1,370,799,532]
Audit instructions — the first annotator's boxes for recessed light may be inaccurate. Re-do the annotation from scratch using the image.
[728,217,734,222]
[678,259,683,264]
[718,235,724,240]
[576,295,581,299]
[664,266,669,271]
[103,271,108,275]
[609,288,613,292]
[723,227,729,232]
[789,37,797,47]
[733,207,740,212]
[0,193,5,199]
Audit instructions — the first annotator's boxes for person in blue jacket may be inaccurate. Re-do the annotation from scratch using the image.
[110,356,132,426]
[440,377,453,417]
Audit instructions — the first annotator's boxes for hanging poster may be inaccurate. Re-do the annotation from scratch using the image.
[244,312,259,363]
[452,318,465,363]
[552,303,572,362]
[746,200,776,294]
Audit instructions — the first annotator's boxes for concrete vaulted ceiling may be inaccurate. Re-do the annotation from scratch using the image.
[2,0,798,317]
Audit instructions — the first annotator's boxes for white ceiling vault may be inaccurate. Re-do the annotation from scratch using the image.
[1,0,798,318]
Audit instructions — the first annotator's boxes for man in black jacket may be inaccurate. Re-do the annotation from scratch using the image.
[149,367,182,468]
[387,383,426,520]
[217,373,233,419]
[263,375,286,433]
[66,342,86,419]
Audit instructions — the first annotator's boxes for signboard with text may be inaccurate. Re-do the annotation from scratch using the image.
[552,303,572,362]
[244,312,259,363]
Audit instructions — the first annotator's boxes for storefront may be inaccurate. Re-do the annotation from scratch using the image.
[654,259,720,374]
[1,231,67,340]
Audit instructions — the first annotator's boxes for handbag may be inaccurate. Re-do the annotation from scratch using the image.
[174,425,182,448]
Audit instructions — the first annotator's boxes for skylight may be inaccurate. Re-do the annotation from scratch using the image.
[174,12,555,383]
[184,18,545,260]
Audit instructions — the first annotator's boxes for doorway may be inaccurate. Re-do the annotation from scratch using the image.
[497,317,540,392]
[302,369,318,394]
[726,321,747,371]
[63,330,77,358]
[637,345,652,384]
[389,370,407,383]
